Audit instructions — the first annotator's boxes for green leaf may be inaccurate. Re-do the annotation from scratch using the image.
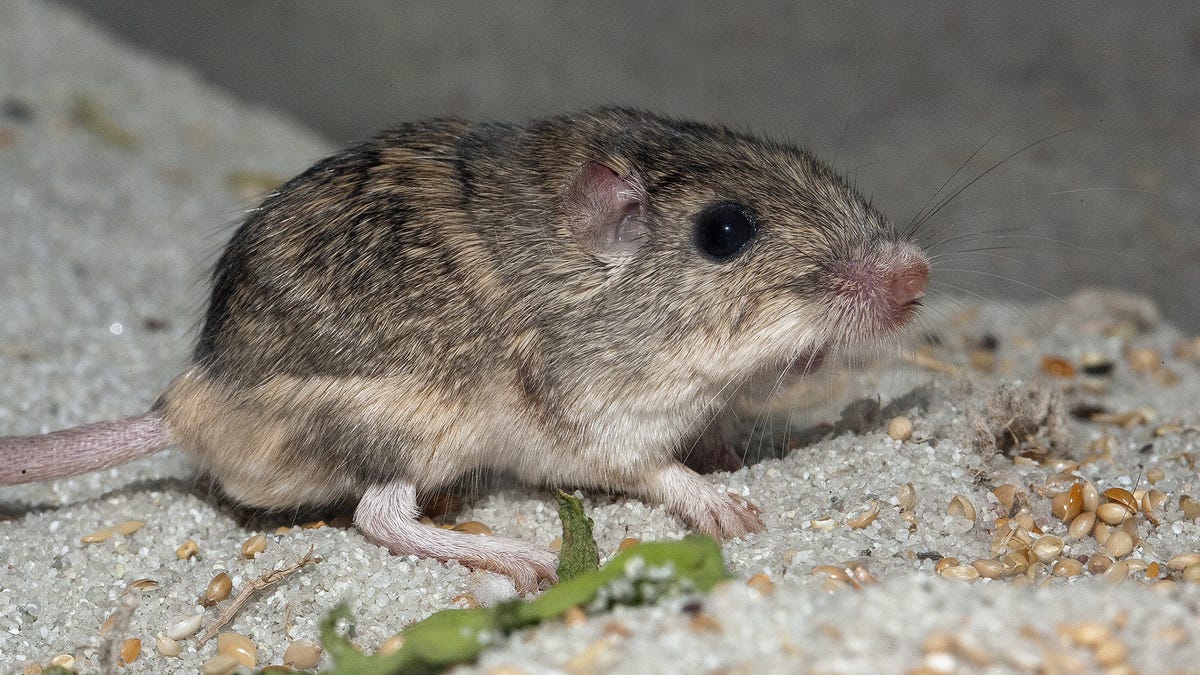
[321,499,730,674]
[555,490,600,582]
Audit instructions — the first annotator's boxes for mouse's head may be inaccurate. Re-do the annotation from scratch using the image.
[548,109,928,383]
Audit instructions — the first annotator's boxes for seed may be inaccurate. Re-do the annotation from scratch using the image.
[49,654,75,669]
[549,537,563,551]
[99,611,118,636]
[1040,355,1076,377]
[939,564,980,583]
[1155,423,1185,436]
[378,634,406,656]
[887,416,913,441]
[1093,522,1112,546]
[947,495,977,523]
[1104,488,1138,512]
[810,517,836,530]
[176,539,199,560]
[1094,639,1128,667]
[283,638,322,669]
[969,348,996,372]
[811,565,851,583]
[746,571,774,594]
[167,614,204,640]
[451,521,493,535]
[201,572,233,607]
[81,527,115,544]
[1143,490,1167,513]
[119,638,141,665]
[1103,530,1134,558]
[450,592,480,608]
[1182,495,1200,520]
[241,533,267,558]
[1087,554,1113,575]
[201,654,241,675]
[1125,346,1160,372]
[1146,468,1165,484]
[1052,559,1083,577]
[1080,352,1115,376]
[1167,553,1200,570]
[1017,514,1036,535]
[971,559,1006,579]
[992,484,1017,512]
[1104,561,1131,585]
[1081,482,1100,513]
[1067,512,1096,540]
[1152,579,1178,593]
[274,525,292,535]
[115,520,145,536]
[1123,557,1147,573]
[935,557,960,574]
[1183,563,1200,582]
[847,563,878,588]
[1146,562,1162,579]
[1050,492,1069,521]
[127,578,159,592]
[847,500,880,529]
[897,483,916,511]
[1052,485,1083,522]
[1003,551,1030,575]
[1026,561,1051,583]
[1015,512,1039,535]
[156,635,181,657]
[1067,620,1110,646]
[689,612,724,634]
[1032,535,1064,563]
[1067,482,1085,516]
[562,606,588,628]
[617,537,640,553]
[1096,503,1133,525]
[301,520,326,529]
[923,631,955,652]
[217,632,257,668]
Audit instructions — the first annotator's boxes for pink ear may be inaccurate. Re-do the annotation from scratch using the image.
[564,161,648,259]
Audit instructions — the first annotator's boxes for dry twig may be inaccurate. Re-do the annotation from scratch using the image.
[98,587,140,675]
[196,546,322,645]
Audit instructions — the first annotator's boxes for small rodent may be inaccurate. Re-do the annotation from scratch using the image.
[0,108,928,591]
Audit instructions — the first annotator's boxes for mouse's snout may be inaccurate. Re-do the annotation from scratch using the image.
[888,258,929,310]
[823,242,930,340]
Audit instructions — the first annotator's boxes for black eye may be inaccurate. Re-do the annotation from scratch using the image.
[694,202,758,262]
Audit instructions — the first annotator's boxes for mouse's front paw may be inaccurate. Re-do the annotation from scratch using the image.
[643,463,764,539]
[687,489,764,539]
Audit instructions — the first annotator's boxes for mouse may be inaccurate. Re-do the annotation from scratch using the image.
[0,107,929,592]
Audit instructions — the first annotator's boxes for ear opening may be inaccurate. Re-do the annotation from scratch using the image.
[563,160,649,260]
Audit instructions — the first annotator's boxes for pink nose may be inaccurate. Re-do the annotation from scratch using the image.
[889,261,929,309]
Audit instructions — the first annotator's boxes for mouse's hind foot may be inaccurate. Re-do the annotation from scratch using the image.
[354,480,558,593]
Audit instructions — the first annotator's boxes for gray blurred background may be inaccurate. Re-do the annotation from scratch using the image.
[60,1,1200,331]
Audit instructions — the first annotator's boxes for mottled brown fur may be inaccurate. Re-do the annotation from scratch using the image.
[4,108,928,589]
[170,108,912,506]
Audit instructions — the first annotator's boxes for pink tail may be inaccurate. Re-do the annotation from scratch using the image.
[0,411,171,485]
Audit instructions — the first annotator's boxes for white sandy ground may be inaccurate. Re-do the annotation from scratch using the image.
[2,1,1200,672]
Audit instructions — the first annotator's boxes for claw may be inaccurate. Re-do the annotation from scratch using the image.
[637,462,765,540]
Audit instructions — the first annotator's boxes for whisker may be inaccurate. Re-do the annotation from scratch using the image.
[915,183,1143,248]
[907,126,1084,239]
[904,128,1004,238]
[933,268,1066,303]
